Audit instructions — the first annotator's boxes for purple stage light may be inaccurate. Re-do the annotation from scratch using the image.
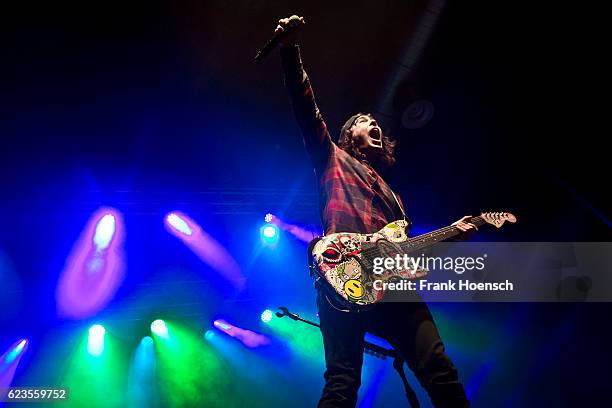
[93,214,116,250]
[212,319,270,348]
[166,213,193,236]
[12,340,27,355]
[164,211,244,289]
[55,207,126,319]
[213,320,231,331]
[267,214,320,243]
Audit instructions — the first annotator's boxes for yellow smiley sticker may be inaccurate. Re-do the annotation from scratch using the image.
[344,279,365,300]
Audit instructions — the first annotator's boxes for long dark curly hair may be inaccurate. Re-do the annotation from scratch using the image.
[337,113,396,170]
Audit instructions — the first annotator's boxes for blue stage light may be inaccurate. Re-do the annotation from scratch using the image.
[204,330,215,340]
[263,225,277,238]
[140,336,153,346]
[260,223,279,246]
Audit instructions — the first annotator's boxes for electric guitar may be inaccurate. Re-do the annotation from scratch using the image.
[309,212,516,309]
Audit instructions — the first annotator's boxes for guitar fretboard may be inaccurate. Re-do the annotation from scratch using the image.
[398,216,485,252]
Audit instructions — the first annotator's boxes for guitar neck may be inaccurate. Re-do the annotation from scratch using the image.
[399,216,485,252]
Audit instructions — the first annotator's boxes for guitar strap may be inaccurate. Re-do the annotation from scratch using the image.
[391,190,411,229]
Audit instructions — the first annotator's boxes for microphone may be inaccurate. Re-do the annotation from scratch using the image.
[275,306,289,318]
[254,24,299,62]
[275,306,299,321]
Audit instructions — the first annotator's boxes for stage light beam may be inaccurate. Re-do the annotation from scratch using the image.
[212,319,270,348]
[128,335,157,407]
[262,214,319,243]
[261,309,273,323]
[55,207,126,320]
[141,336,153,346]
[260,223,280,245]
[14,340,27,355]
[213,320,231,331]
[263,225,277,238]
[1,339,29,391]
[87,324,105,356]
[164,211,245,288]
[166,213,193,236]
[151,319,169,339]
[204,330,215,341]
[3,339,28,365]
[93,214,116,251]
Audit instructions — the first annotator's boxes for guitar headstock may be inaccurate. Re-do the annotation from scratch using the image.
[481,212,517,228]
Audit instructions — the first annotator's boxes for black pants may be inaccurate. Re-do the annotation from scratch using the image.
[316,291,470,408]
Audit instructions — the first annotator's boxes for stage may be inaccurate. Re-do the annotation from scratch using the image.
[1,1,609,407]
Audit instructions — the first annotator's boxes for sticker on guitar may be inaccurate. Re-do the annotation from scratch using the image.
[311,213,517,308]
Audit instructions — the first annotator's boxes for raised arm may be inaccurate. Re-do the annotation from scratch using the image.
[276,16,332,172]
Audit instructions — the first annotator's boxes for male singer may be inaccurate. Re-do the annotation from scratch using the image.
[274,15,474,407]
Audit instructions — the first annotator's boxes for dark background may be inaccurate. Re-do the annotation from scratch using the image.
[1,1,610,407]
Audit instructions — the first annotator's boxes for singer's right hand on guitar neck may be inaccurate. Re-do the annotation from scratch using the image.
[275,15,305,47]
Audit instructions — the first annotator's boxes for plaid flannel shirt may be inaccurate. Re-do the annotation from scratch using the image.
[281,45,407,235]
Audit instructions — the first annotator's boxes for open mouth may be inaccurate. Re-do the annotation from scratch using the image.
[369,127,381,140]
[369,128,383,148]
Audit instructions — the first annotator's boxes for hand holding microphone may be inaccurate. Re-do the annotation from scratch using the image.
[254,15,305,62]
[275,15,305,47]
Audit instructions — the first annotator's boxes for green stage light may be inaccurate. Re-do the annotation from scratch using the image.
[87,324,105,356]
[151,319,169,339]
[260,309,273,323]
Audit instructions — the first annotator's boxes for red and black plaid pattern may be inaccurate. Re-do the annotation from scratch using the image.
[281,45,406,235]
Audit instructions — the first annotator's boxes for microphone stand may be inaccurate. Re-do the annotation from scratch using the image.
[275,306,420,407]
